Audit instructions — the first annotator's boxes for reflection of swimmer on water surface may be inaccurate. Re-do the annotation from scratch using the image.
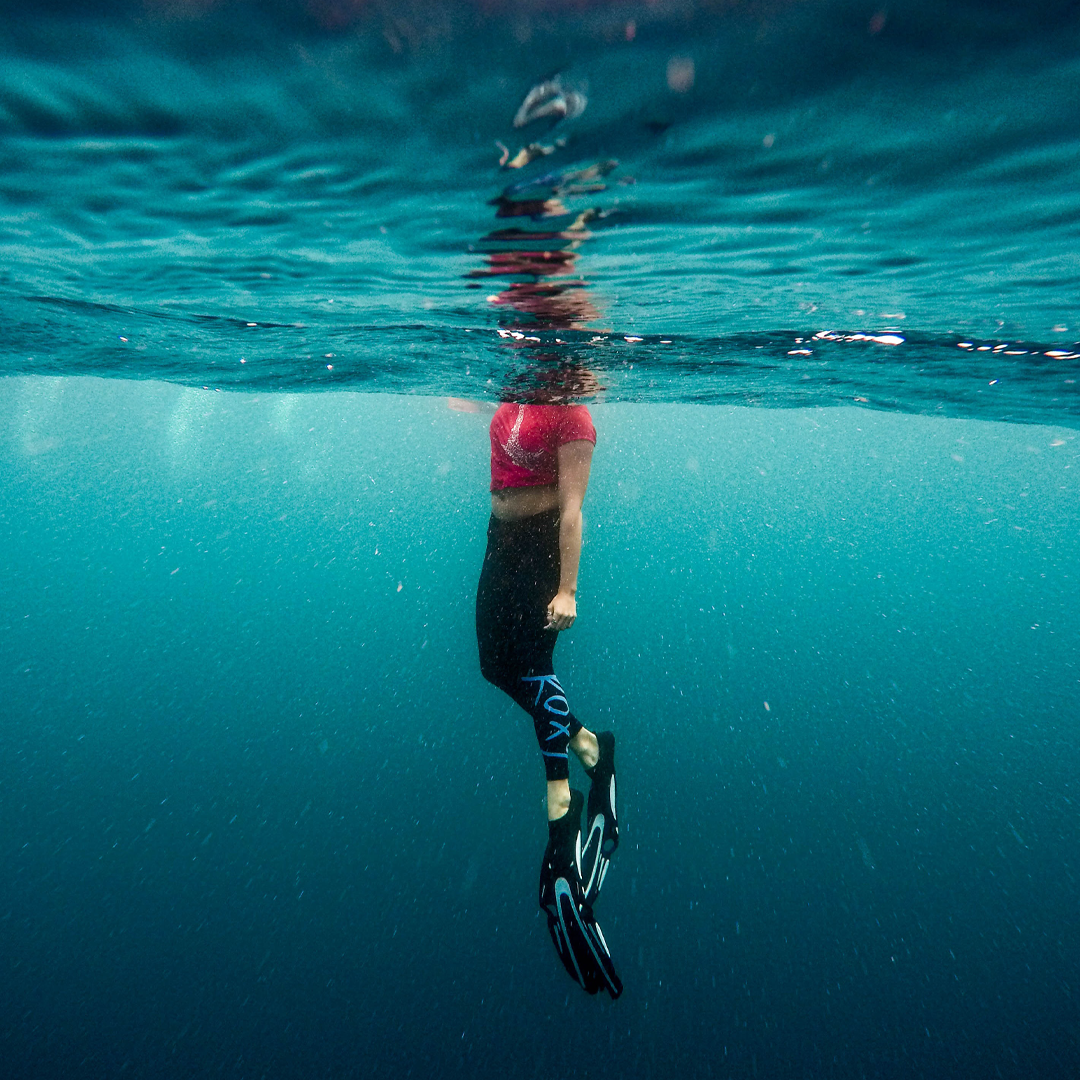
[468,247,602,327]
[480,208,600,242]
[496,138,564,170]
[490,194,570,220]
[501,159,618,196]
[478,79,618,333]
[487,282,602,328]
[477,175,611,331]
[469,249,581,278]
[488,162,618,222]
[512,75,587,129]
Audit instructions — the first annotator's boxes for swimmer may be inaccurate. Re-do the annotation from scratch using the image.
[476,396,621,998]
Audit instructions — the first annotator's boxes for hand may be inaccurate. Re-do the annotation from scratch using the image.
[545,589,577,632]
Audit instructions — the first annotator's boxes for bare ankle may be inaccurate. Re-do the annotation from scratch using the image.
[546,780,571,821]
[570,728,599,770]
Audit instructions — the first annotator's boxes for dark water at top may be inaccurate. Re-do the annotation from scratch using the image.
[3,0,1080,419]
[2,3,1080,1079]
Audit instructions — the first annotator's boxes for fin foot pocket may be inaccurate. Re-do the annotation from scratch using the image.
[581,732,618,907]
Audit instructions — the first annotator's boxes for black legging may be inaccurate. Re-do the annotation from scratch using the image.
[476,508,583,781]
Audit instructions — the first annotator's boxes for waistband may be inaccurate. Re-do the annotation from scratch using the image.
[487,506,560,535]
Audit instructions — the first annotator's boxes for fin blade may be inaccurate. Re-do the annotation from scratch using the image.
[579,814,605,904]
[554,879,603,994]
[579,907,623,999]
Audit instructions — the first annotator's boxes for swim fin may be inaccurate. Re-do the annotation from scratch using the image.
[539,789,623,999]
[580,731,618,907]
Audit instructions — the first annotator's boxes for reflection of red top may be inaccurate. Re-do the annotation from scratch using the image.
[489,404,596,491]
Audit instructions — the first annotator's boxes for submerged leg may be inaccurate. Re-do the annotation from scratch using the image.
[570,727,599,769]
[515,671,589,819]
[548,726,599,819]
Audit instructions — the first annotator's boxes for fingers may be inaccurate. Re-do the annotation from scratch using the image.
[545,597,576,632]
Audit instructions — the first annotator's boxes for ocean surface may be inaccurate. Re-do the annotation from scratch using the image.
[2,1,1079,1077]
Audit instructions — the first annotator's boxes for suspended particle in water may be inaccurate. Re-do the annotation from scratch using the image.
[857,835,875,869]
[667,56,695,93]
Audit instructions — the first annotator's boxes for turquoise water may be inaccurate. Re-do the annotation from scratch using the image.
[4,0,1080,417]
[2,2,1080,1077]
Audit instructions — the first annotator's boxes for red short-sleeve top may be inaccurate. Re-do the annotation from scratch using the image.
[489,403,596,491]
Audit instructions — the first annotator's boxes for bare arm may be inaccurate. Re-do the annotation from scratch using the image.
[546,439,594,631]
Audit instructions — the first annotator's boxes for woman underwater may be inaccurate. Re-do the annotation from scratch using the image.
[476,398,623,998]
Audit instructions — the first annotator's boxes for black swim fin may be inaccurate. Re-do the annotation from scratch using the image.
[539,789,623,999]
[580,731,618,907]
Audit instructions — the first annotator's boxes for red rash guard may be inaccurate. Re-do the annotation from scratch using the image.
[489,403,596,491]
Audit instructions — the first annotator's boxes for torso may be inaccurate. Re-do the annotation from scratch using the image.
[488,403,596,521]
[490,484,559,521]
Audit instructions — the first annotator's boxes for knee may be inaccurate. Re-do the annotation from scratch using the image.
[478,653,514,698]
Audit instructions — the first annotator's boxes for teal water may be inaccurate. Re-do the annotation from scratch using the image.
[2,2,1080,1077]
[4,0,1080,417]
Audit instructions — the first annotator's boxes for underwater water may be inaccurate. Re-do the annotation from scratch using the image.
[2,1,1080,1077]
